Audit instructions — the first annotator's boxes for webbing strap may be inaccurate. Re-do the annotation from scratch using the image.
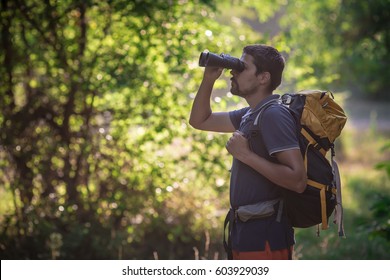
[332,155,346,237]
[303,144,310,172]
[253,99,280,126]
[303,138,329,230]
[307,179,326,189]
[301,128,326,156]
[307,179,335,230]
[320,187,328,230]
[223,209,234,260]
[307,179,337,195]
[276,200,284,223]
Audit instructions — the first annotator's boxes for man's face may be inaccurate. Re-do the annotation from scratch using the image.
[230,53,261,97]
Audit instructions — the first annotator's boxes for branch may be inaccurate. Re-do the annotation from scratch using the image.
[15,0,56,49]
[0,0,15,111]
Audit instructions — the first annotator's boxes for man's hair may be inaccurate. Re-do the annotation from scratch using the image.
[243,44,285,91]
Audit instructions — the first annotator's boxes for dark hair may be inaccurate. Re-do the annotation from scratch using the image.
[243,44,285,91]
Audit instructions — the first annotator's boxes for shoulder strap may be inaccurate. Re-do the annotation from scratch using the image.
[253,98,280,126]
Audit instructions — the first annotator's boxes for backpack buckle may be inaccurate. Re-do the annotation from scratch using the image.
[281,94,293,105]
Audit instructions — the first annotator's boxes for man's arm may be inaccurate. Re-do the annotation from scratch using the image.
[226,131,307,193]
[189,67,235,133]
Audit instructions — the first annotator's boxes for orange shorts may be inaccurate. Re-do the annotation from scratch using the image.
[232,241,293,260]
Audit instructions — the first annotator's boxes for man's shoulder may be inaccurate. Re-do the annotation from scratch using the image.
[261,103,293,122]
[231,106,251,116]
[259,103,297,135]
[229,106,251,124]
[229,106,251,130]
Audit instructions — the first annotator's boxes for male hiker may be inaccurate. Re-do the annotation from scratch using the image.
[189,44,306,260]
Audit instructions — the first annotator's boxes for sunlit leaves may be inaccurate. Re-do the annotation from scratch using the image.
[10,0,390,259]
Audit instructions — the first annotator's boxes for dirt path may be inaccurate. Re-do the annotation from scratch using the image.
[343,98,390,132]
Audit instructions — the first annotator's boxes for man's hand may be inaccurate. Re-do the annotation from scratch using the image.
[226,131,253,162]
[203,66,224,82]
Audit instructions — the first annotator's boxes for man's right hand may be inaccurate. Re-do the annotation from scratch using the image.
[203,67,224,82]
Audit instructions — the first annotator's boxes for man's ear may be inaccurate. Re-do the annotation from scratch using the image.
[258,71,271,85]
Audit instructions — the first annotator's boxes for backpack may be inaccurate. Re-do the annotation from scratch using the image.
[253,90,347,236]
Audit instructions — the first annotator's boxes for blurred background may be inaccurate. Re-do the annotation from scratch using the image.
[0,0,389,259]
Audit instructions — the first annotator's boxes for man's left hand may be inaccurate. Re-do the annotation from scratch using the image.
[226,130,253,162]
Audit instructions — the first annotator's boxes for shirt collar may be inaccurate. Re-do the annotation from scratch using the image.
[251,94,280,113]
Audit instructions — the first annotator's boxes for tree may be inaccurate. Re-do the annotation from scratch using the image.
[0,0,238,259]
[236,0,390,99]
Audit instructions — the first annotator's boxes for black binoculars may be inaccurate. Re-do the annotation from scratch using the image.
[198,51,244,72]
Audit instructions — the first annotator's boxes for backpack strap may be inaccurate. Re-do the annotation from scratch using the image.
[301,127,327,156]
[223,208,235,260]
[251,99,286,223]
[252,99,280,126]
[331,147,346,237]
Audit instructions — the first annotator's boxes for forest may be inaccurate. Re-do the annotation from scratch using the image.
[1,0,389,259]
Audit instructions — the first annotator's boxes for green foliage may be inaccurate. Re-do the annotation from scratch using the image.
[237,0,390,99]
[375,142,390,178]
[333,0,390,99]
[369,142,390,244]
[1,0,389,260]
[368,195,390,243]
[0,0,237,259]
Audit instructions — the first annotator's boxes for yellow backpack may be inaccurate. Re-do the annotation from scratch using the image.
[249,90,347,235]
[279,90,347,235]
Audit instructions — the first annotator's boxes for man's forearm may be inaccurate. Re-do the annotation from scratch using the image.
[226,132,306,193]
[189,79,214,128]
[242,152,307,193]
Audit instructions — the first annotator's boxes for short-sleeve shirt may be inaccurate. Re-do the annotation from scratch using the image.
[228,94,299,251]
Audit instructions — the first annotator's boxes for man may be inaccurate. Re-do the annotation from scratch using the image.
[189,44,307,260]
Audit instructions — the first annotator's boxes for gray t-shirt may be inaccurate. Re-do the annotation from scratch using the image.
[228,94,299,251]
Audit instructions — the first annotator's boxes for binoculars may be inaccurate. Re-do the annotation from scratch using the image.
[198,51,244,72]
